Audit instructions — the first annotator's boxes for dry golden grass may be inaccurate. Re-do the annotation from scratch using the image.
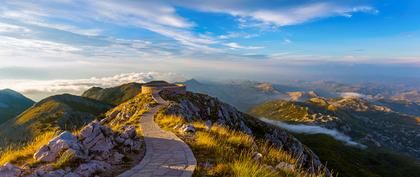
[155,114,328,177]
[16,101,60,125]
[0,131,58,165]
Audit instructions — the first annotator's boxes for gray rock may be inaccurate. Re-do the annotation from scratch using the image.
[110,152,124,165]
[0,163,22,177]
[63,172,81,177]
[43,169,66,177]
[74,160,111,177]
[181,124,196,133]
[205,120,212,131]
[275,162,295,171]
[252,152,263,162]
[121,126,136,139]
[34,131,79,162]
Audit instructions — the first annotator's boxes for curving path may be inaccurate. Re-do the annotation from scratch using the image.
[118,91,196,177]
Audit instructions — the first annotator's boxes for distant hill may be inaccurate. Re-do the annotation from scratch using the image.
[82,82,143,105]
[0,94,111,147]
[182,79,290,111]
[250,97,420,159]
[376,99,420,116]
[0,89,34,124]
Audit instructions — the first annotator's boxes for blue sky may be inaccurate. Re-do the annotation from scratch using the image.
[0,0,419,85]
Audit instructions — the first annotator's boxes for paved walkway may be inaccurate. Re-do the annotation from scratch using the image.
[118,91,196,177]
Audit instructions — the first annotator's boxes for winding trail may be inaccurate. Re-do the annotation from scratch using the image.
[118,91,196,177]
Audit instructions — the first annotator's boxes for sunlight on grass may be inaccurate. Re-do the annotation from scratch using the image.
[156,114,329,177]
[231,154,279,177]
[0,131,58,165]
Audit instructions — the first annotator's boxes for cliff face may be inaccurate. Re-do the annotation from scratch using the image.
[160,91,329,174]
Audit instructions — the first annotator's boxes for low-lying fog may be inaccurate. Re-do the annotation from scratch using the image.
[260,117,366,148]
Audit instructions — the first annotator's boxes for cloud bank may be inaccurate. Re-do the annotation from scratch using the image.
[260,117,365,148]
[0,72,187,101]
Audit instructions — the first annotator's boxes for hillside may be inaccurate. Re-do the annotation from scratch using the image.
[0,84,330,177]
[183,79,290,111]
[250,97,420,158]
[0,94,111,147]
[82,82,143,105]
[0,89,34,124]
[159,90,330,176]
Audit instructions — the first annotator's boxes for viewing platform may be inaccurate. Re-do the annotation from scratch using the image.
[141,81,186,94]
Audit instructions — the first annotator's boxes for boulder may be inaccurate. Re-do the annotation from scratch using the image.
[0,163,22,177]
[63,172,81,177]
[252,152,263,162]
[74,160,111,177]
[181,124,196,133]
[205,120,212,131]
[43,169,66,177]
[275,162,295,171]
[121,126,137,139]
[34,131,79,162]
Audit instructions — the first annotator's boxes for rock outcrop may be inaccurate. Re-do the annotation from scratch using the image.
[160,91,330,175]
[6,122,142,177]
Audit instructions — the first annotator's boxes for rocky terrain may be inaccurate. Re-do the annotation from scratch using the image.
[0,122,143,177]
[160,91,329,174]
[250,97,420,159]
[0,89,34,124]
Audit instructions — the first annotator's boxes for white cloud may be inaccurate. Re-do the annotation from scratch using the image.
[0,36,81,56]
[224,42,263,50]
[0,22,31,33]
[175,1,378,28]
[0,72,187,101]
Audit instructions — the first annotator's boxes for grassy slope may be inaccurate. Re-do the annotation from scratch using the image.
[0,94,111,148]
[82,82,142,105]
[0,93,154,171]
[155,114,326,177]
[293,134,420,177]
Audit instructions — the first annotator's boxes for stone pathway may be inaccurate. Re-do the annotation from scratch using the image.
[118,91,196,177]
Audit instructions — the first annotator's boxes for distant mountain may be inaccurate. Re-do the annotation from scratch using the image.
[82,82,142,105]
[182,79,290,111]
[287,91,319,102]
[0,94,111,146]
[250,97,420,159]
[376,99,420,116]
[391,90,420,103]
[0,89,34,124]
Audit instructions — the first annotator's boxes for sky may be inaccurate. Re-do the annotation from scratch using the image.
[0,0,419,99]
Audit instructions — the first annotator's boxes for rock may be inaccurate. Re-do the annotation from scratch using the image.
[34,131,79,162]
[205,120,212,131]
[0,163,22,177]
[275,162,295,171]
[63,172,81,177]
[74,160,111,177]
[262,164,275,171]
[110,152,124,165]
[115,136,125,144]
[43,169,66,177]
[252,152,263,162]
[181,124,196,133]
[121,126,136,139]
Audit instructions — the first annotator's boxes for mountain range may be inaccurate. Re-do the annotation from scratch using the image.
[0,80,419,177]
